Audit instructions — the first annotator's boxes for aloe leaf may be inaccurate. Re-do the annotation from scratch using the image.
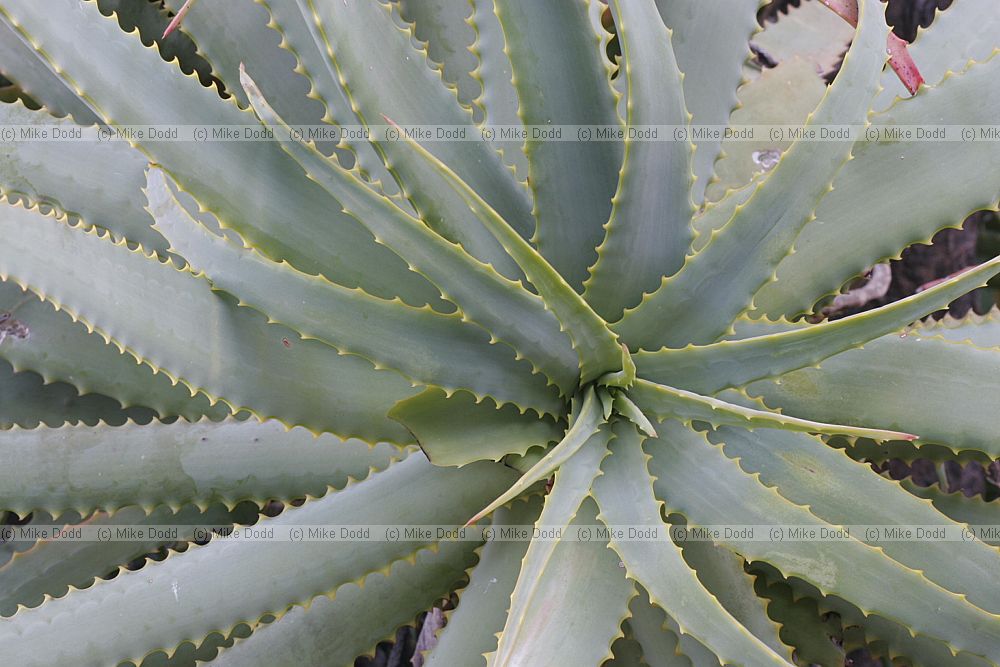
[467,386,603,525]
[612,392,657,438]
[0,455,516,667]
[157,0,347,160]
[257,0,397,189]
[157,0,298,108]
[593,422,792,666]
[676,529,791,660]
[874,0,1000,109]
[468,0,527,180]
[0,278,226,423]
[288,0,533,276]
[127,624,253,667]
[766,567,992,667]
[707,420,1000,615]
[901,481,1000,547]
[647,420,1000,661]
[724,314,807,339]
[0,0,445,309]
[751,576,846,667]
[690,178,758,253]
[0,418,399,516]
[424,496,542,667]
[582,0,694,321]
[0,361,151,429]
[638,255,1000,395]
[616,0,889,349]
[0,19,97,123]
[492,0,622,288]
[389,388,563,467]
[654,0,763,204]
[242,77,581,397]
[0,101,167,253]
[598,386,615,420]
[746,333,1000,457]
[0,202,418,441]
[493,498,632,667]
[502,446,551,477]
[625,589,698,667]
[628,379,913,441]
[209,540,477,667]
[750,1,856,79]
[96,0,213,85]
[0,504,244,616]
[918,308,1000,348]
[147,168,560,416]
[492,421,629,667]
[397,0,480,112]
[837,435,990,466]
[702,58,827,203]
[754,54,1000,318]
[379,121,626,383]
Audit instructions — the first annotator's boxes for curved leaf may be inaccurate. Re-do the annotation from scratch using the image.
[147,168,560,416]
[0,280,226,422]
[0,101,166,253]
[467,387,603,525]
[468,0,527,179]
[492,432,629,667]
[708,421,1000,614]
[654,0,763,204]
[242,77,581,396]
[492,0,622,287]
[292,0,533,277]
[0,0,444,309]
[628,379,912,441]
[0,202,417,441]
[389,388,563,467]
[0,418,399,516]
[616,0,889,349]
[638,255,1000,395]
[747,333,1000,457]
[647,420,1000,662]
[0,361,151,429]
[209,541,477,667]
[583,0,695,321]
[755,54,1000,318]
[380,122,625,384]
[424,496,542,667]
[0,455,516,667]
[592,422,791,666]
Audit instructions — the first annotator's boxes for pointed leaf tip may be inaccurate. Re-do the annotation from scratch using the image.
[465,388,604,524]
[820,0,923,95]
[161,0,198,39]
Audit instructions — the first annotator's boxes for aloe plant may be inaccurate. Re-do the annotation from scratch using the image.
[0,0,998,665]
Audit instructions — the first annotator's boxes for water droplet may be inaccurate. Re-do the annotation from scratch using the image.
[752,148,781,171]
